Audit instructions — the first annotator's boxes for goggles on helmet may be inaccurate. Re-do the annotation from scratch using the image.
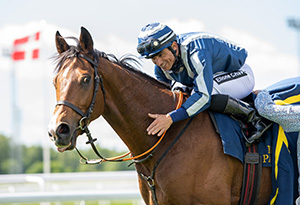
[137,39,161,58]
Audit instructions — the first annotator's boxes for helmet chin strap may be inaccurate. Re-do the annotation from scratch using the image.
[168,45,184,73]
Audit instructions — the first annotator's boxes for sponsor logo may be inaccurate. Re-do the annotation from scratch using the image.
[214,70,247,85]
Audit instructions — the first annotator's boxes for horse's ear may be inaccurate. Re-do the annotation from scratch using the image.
[55,31,70,54]
[79,27,94,54]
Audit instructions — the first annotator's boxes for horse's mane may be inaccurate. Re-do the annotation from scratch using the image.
[52,37,171,90]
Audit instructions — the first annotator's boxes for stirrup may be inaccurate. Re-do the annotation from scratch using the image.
[245,122,273,147]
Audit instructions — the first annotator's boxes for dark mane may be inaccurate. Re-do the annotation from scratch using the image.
[52,37,171,90]
[117,54,171,90]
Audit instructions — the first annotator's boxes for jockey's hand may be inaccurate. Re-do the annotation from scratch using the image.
[147,113,173,137]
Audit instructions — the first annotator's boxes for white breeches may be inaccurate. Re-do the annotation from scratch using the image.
[212,63,255,99]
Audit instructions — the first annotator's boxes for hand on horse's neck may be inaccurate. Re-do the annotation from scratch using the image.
[99,60,175,154]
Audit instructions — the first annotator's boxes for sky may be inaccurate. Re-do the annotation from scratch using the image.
[0,0,300,152]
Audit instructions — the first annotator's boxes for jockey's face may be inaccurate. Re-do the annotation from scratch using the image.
[151,42,178,71]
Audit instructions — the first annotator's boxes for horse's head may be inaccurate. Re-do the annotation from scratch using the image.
[48,27,105,152]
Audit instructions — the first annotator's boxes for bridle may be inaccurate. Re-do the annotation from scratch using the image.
[55,51,106,152]
[57,51,105,122]
[55,51,186,167]
[55,51,134,163]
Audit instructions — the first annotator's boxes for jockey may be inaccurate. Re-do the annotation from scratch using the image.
[137,22,267,142]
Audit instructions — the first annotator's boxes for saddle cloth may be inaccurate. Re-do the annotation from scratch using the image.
[212,111,298,204]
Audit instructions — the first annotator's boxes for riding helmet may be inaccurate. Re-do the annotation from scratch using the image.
[137,23,176,58]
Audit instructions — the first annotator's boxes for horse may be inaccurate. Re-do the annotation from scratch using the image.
[48,27,272,204]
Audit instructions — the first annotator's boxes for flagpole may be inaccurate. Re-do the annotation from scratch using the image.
[10,22,50,174]
[10,58,23,174]
[2,47,22,174]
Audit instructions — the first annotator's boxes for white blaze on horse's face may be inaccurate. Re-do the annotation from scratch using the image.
[48,110,61,142]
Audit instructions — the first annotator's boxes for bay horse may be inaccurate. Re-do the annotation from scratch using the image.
[48,27,272,204]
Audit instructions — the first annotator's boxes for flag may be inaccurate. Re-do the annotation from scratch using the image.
[11,31,40,61]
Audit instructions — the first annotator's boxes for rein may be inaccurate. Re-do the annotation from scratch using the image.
[76,90,184,164]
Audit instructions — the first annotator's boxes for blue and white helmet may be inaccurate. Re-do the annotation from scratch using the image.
[137,23,176,58]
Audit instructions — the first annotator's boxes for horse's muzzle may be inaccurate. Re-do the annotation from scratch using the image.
[48,122,74,152]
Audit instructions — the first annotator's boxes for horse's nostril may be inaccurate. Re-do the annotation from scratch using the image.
[56,123,70,136]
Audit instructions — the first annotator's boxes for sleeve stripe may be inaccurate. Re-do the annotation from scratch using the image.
[185,52,210,116]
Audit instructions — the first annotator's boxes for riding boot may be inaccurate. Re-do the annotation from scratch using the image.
[209,94,271,144]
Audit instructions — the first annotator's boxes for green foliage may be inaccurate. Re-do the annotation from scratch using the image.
[0,134,10,173]
[0,134,135,174]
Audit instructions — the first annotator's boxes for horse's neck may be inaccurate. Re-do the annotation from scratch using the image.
[99,58,175,154]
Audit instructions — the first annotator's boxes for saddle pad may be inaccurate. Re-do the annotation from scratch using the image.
[211,112,271,166]
[212,112,298,204]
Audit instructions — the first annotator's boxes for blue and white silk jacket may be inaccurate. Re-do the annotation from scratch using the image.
[154,32,248,122]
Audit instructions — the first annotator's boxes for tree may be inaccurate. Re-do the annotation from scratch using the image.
[0,134,11,173]
[0,134,135,174]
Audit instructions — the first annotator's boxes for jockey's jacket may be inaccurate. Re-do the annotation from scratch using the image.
[154,32,248,122]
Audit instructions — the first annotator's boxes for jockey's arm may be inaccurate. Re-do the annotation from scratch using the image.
[255,90,300,132]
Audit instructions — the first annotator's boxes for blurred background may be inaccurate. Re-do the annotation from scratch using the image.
[0,0,300,204]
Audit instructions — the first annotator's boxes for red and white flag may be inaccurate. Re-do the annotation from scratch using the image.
[11,31,40,61]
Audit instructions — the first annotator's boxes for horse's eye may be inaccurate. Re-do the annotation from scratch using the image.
[82,76,91,84]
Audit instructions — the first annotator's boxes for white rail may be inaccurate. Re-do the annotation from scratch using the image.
[0,190,142,203]
[0,171,143,204]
